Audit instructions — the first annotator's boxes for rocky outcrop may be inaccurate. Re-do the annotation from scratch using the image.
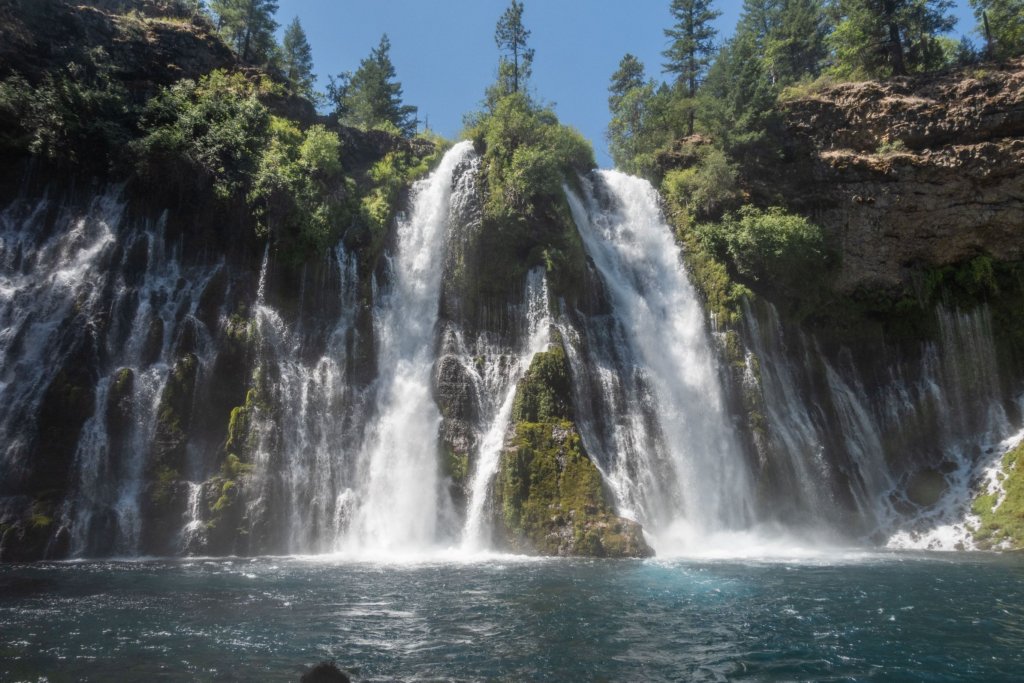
[773,59,1024,294]
[0,0,235,92]
[491,341,653,558]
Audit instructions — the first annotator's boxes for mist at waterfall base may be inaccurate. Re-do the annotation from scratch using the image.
[3,554,1024,681]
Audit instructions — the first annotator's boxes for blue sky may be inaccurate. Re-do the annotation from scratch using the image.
[276,0,978,167]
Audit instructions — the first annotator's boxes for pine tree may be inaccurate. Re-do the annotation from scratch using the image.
[494,1,535,96]
[210,0,279,65]
[970,0,1024,59]
[662,0,721,134]
[765,0,828,84]
[828,0,955,77]
[281,17,315,98]
[607,54,656,170]
[341,35,418,137]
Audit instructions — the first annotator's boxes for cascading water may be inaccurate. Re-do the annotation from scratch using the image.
[2,158,1020,561]
[341,141,476,553]
[235,243,366,554]
[0,192,225,557]
[460,268,551,551]
[741,297,1017,547]
[564,172,754,551]
[66,218,220,556]
[0,195,120,552]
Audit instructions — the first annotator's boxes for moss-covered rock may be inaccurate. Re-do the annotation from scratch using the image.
[511,337,572,424]
[149,353,198,478]
[0,497,61,562]
[972,439,1024,550]
[493,420,651,557]
[493,341,652,558]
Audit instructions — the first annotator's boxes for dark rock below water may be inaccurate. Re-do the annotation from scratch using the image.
[906,468,950,508]
[300,661,351,683]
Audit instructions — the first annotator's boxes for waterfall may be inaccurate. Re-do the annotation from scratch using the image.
[68,217,220,556]
[235,242,366,553]
[742,298,1015,546]
[564,172,754,551]
[460,268,551,552]
[2,150,1020,560]
[341,141,475,553]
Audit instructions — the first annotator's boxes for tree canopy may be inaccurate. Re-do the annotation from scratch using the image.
[210,0,279,65]
[494,1,535,97]
[335,35,418,137]
[281,17,315,98]
[663,0,721,98]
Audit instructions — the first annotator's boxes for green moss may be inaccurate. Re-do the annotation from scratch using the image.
[495,420,650,557]
[494,344,650,557]
[111,367,134,398]
[212,480,237,513]
[442,446,469,485]
[221,453,253,479]
[151,465,179,507]
[499,421,603,544]
[972,441,1024,550]
[29,511,53,530]
[511,336,572,423]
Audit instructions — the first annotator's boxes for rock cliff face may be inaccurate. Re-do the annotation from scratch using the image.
[0,0,235,89]
[774,60,1024,294]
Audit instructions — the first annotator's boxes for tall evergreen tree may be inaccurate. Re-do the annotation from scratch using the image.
[340,35,418,137]
[281,17,315,98]
[662,0,721,134]
[970,0,1024,59]
[494,0,534,96]
[828,0,955,76]
[608,54,646,113]
[607,54,657,170]
[732,0,827,85]
[210,0,279,64]
[765,0,829,83]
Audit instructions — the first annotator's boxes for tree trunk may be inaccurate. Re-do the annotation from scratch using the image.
[513,46,519,93]
[883,0,906,76]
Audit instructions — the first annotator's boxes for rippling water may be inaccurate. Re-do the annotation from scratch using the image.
[2,552,1023,681]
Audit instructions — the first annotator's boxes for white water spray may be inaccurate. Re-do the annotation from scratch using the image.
[565,172,753,552]
[342,141,475,553]
[460,268,551,552]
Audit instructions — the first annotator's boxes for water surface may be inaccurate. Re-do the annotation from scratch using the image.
[2,552,1023,681]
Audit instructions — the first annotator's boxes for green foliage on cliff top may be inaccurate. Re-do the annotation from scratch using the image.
[697,206,829,296]
[465,92,594,221]
[0,49,134,172]
[972,439,1024,550]
[456,92,594,314]
[248,116,354,257]
[136,70,276,199]
[359,139,446,257]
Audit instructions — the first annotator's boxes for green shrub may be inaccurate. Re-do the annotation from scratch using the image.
[135,70,275,199]
[0,51,133,170]
[697,205,829,294]
[464,92,595,219]
[661,146,738,221]
[249,118,350,256]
